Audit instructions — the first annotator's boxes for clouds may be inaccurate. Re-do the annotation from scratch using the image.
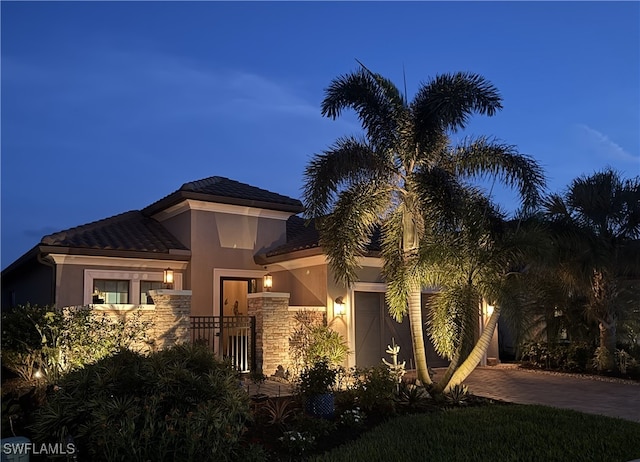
[3,49,322,125]
[575,124,639,165]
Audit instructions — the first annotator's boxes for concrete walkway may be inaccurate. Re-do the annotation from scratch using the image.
[460,366,640,423]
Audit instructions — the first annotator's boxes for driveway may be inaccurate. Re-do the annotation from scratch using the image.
[460,365,640,423]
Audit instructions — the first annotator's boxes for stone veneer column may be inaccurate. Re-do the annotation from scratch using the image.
[247,292,291,376]
[148,289,192,350]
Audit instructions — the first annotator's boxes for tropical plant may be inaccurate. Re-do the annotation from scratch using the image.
[446,383,470,406]
[381,338,406,391]
[542,169,640,371]
[420,191,549,392]
[303,62,545,387]
[1,304,151,383]
[262,398,297,429]
[289,311,348,377]
[29,344,252,462]
[346,365,397,419]
[297,359,338,397]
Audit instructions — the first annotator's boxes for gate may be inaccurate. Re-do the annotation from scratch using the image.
[191,316,256,372]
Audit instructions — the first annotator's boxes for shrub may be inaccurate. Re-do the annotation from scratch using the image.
[1,304,151,383]
[520,341,595,374]
[29,344,252,462]
[347,366,397,419]
[297,359,338,397]
[289,312,348,377]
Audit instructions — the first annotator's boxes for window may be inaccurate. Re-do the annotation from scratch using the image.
[84,269,182,307]
[93,279,129,304]
[140,281,165,304]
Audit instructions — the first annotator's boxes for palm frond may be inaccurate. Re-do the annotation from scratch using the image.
[303,136,393,218]
[321,67,404,150]
[412,72,503,136]
[412,166,467,228]
[425,285,479,360]
[450,136,546,211]
[320,181,391,285]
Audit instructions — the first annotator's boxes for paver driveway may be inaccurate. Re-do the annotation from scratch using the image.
[460,366,640,423]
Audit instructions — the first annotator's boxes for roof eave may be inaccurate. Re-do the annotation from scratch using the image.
[255,247,381,265]
[1,245,42,277]
[37,245,192,261]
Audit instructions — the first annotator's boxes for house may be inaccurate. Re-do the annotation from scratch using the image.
[2,176,498,373]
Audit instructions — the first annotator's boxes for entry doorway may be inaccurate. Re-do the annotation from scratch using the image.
[220,278,258,317]
[218,277,257,372]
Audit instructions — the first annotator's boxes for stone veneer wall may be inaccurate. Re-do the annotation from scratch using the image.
[93,289,191,352]
[247,292,325,376]
[147,289,191,350]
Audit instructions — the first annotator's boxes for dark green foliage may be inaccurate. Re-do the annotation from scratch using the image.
[521,341,594,372]
[311,405,640,462]
[289,311,348,378]
[297,359,338,397]
[541,169,640,371]
[395,380,432,412]
[1,304,151,383]
[347,366,397,419]
[29,344,252,462]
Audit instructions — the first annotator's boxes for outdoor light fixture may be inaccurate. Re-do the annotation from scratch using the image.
[263,273,273,292]
[334,296,346,316]
[163,268,174,289]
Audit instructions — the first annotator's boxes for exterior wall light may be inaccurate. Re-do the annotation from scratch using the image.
[163,268,174,289]
[263,273,273,292]
[486,304,494,316]
[334,296,346,316]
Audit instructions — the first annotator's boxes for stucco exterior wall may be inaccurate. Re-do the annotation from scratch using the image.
[52,259,186,309]
[273,264,327,307]
[188,209,288,315]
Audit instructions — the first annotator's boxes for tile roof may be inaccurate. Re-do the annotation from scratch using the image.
[41,211,189,254]
[262,216,382,259]
[144,176,304,215]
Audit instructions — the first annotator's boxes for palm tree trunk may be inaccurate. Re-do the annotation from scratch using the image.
[443,306,501,392]
[408,289,432,385]
[598,316,616,371]
[433,347,461,394]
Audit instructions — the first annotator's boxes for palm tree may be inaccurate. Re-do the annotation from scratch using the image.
[543,168,640,370]
[303,63,545,386]
[420,190,548,391]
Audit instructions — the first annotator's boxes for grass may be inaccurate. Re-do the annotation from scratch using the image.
[311,404,640,462]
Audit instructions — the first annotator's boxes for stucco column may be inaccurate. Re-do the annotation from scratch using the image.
[247,292,290,376]
[148,289,192,350]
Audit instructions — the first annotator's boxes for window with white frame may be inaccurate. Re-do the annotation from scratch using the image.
[92,279,129,304]
[140,281,165,304]
[84,269,173,307]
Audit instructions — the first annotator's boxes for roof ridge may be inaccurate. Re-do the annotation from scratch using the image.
[180,175,225,192]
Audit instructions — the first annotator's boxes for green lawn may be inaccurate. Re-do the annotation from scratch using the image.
[311,405,640,462]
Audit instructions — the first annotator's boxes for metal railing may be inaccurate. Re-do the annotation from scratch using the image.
[191,316,256,373]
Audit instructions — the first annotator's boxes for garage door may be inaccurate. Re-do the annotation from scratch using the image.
[354,291,449,369]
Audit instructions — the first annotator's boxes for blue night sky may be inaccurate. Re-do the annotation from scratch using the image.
[2,1,639,270]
